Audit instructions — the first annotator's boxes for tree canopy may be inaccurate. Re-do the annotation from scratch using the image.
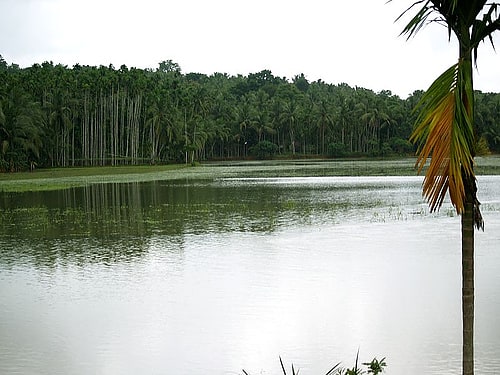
[1,56,499,171]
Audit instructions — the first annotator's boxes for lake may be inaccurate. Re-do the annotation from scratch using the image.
[1,162,499,375]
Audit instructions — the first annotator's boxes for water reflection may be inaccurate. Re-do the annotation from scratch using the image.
[0,175,499,375]
[0,177,424,266]
[1,175,498,268]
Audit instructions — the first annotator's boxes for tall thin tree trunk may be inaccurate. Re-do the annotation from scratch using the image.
[462,199,474,375]
[461,41,475,375]
[120,93,126,164]
[71,113,75,166]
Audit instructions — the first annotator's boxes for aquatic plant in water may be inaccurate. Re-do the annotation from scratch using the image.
[242,352,386,375]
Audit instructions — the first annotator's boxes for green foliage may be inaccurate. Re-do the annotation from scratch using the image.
[363,357,387,375]
[389,137,413,155]
[380,142,393,156]
[333,351,386,375]
[328,142,347,158]
[1,55,500,172]
[249,140,279,159]
[242,352,386,375]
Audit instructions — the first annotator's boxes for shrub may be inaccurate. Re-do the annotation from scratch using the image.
[380,142,393,156]
[249,141,279,159]
[328,142,347,158]
[389,137,413,155]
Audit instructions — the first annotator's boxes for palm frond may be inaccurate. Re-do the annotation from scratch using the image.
[471,3,500,62]
[410,60,475,214]
[324,362,342,375]
[0,102,5,126]
[395,0,435,39]
[280,356,287,375]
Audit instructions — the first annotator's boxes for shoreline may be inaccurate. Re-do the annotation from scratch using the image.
[1,156,499,193]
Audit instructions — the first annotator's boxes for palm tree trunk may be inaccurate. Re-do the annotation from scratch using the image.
[460,39,475,375]
[462,199,474,375]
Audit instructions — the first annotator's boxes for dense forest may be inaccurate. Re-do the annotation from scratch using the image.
[1,55,499,171]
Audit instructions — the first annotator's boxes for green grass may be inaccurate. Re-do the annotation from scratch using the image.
[0,164,189,192]
[0,164,188,181]
[1,156,499,193]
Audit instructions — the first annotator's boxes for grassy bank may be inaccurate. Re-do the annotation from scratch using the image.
[1,156,499,193]
[0,164,190,192]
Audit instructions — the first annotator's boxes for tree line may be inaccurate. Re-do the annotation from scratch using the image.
[1,55,499,171]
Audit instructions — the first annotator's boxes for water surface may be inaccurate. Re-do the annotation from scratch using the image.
[1,171,499,375]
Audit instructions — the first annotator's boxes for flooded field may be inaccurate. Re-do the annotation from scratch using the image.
[1,160,499,374]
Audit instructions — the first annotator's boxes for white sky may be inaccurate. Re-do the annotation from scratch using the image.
[1,0,499,98]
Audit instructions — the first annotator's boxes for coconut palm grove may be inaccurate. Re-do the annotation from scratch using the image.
[1,55,499,172]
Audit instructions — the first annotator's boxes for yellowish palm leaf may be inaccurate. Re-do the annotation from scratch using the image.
[410,61,475,214]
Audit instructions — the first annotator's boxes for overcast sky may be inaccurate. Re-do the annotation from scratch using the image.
[1,0,499,98]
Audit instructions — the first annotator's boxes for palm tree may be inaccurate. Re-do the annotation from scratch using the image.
[395,1,499,374]
[0,87,44,171]
[313,97,335,155]
[360,107,390,154]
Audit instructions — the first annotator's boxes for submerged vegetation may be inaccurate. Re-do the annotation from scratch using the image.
[0,164,188,192]
[1,157,499,193]
[1,56,500,172]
